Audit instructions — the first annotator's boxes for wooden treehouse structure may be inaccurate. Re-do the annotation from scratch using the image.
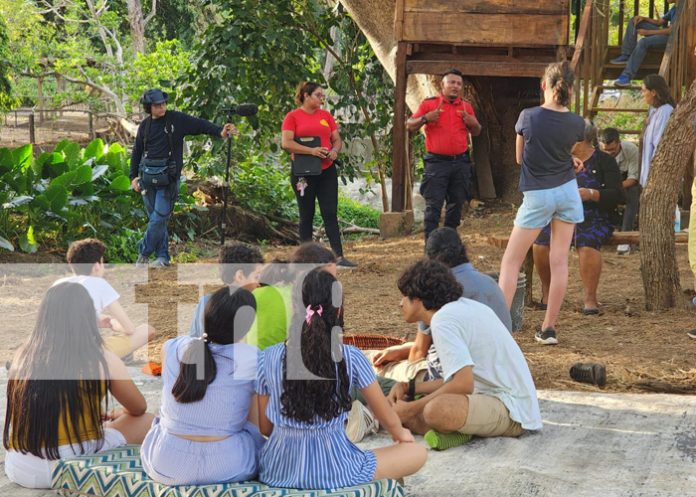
[390,0,696,214]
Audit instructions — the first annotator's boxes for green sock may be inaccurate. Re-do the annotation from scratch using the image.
[424,430,473,451]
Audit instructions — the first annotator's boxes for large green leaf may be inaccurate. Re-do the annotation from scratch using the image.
[18,226,37,253]
[0,235,14,251]
[12,144,32,172]
[91,165,109,181]
[109,175,131,191]
[0,147,13,175]
[84,138,105,160]
[73,165,93,185]
[108,143,126,155]
[50,170,76,190]
[2,195,33,208]
[44,183,68,212]
[60,141,82,168]
[35,152,66,177]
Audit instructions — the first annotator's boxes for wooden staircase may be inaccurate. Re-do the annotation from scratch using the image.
[572,0,695,135]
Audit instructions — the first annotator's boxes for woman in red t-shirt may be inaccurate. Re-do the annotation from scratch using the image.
[281,82,356,268]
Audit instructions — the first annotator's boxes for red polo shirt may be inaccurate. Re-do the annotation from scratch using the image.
[412,96,476,155]
[282,108,337,170]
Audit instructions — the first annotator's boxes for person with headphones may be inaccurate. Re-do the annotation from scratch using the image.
[130,89,237,267]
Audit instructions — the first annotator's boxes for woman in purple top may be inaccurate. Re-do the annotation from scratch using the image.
[499,61,586,346]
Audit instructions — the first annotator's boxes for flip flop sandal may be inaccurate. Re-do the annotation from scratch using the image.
[582,308,600,315]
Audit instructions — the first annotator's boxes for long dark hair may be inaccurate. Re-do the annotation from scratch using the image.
[3,283,109,460]
[643,74,675,108]
[281,268,351,422]
[171,286,256,403]
[543,61,574,107]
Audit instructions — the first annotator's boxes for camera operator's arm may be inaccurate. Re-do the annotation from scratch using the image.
[177,111,225,138]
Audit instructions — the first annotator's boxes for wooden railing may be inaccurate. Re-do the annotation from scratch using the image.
[659,0,693,103]
[571,0,694,115]
[570,0,610,116]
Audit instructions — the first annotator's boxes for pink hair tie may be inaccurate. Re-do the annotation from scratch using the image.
[305,304,323,324]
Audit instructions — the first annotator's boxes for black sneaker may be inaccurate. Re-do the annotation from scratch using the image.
[336,257,358,268]
[569,362,607,387]
[687,330,696,339]
[535,327,558,345]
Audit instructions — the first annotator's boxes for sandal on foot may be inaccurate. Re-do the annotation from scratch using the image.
[533,301,548,311]
[582,308,600,315]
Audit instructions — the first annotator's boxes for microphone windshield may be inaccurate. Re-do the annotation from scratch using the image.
[234,104,258,116]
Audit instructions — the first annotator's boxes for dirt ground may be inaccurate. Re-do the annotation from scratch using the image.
[1,202,695,394]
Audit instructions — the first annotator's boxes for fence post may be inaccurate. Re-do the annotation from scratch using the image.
[28,112,36,144]
[88,112,95,139]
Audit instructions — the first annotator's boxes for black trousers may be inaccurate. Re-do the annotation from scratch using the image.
[291,164,343,257]
[420,153,472,239]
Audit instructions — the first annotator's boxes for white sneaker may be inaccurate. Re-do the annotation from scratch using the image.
[346,400,379,443]
[616,244,630,255]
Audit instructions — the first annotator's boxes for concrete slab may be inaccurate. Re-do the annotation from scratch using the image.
[1,367,695,496]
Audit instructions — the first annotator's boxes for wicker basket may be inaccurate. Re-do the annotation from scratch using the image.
[342,334,405,350]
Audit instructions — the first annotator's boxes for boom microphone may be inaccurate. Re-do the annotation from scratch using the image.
[223,104,258,116]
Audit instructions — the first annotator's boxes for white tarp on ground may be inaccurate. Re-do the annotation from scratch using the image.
[1,369,695,496]
[360,390,696,497]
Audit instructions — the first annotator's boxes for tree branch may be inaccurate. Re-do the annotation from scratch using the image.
[144,0,158,25]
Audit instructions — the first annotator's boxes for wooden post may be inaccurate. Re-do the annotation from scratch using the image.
[391,42,408,213]
[88,112,95,139]
[28,113,35,144]
[618,0,624,45]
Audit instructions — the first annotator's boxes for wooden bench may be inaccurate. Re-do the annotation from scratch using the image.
[488,231,689,304]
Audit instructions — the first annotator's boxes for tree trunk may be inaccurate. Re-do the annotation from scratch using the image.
[127,0,147,55]
[640,79,696,310]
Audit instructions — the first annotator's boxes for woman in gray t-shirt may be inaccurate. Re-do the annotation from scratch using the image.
[498,61,585,346]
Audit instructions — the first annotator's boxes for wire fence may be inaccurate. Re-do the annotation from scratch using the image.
[0,107,114,148]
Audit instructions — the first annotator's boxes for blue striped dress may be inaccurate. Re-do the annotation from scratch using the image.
[257,343,377,489]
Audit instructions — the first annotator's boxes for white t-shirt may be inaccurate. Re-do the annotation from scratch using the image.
[53,275,119,313]
[430,297,543,431]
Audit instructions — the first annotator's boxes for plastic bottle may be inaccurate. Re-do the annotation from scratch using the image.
[674,206,681,232]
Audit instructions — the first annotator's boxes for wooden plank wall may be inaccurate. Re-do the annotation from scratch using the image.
[396,0,570,46]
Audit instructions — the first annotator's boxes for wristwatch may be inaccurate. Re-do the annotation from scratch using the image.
[420,116,428,125]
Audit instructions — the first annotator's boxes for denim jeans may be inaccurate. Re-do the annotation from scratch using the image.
[138,181,179,262]
[620,20,668,78]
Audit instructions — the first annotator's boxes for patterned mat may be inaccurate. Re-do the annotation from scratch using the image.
[52,445,404,497]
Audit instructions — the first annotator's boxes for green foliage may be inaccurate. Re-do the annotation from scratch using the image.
[180,1,394,191]
[193,149,298,222]
[336,196,379,229]
[0,14,17,111]
[0,139,200,260]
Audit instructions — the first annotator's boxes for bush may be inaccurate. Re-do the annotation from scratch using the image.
[313,195,380,230]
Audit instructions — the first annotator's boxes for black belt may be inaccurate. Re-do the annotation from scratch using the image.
[426,152,469,161]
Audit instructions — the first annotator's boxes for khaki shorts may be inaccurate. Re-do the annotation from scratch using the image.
[104,335,134,358]
[458,394,525,438]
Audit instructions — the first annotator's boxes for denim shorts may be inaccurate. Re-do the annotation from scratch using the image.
[515,179,584,229]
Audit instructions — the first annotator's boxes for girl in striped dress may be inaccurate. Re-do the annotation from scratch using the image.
[141,286,265,485]
[257,268,426,489]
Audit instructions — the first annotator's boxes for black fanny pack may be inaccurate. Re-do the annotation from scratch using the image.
[139,158,176,188]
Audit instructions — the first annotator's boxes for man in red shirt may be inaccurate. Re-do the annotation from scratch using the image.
[407,69,482,240]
